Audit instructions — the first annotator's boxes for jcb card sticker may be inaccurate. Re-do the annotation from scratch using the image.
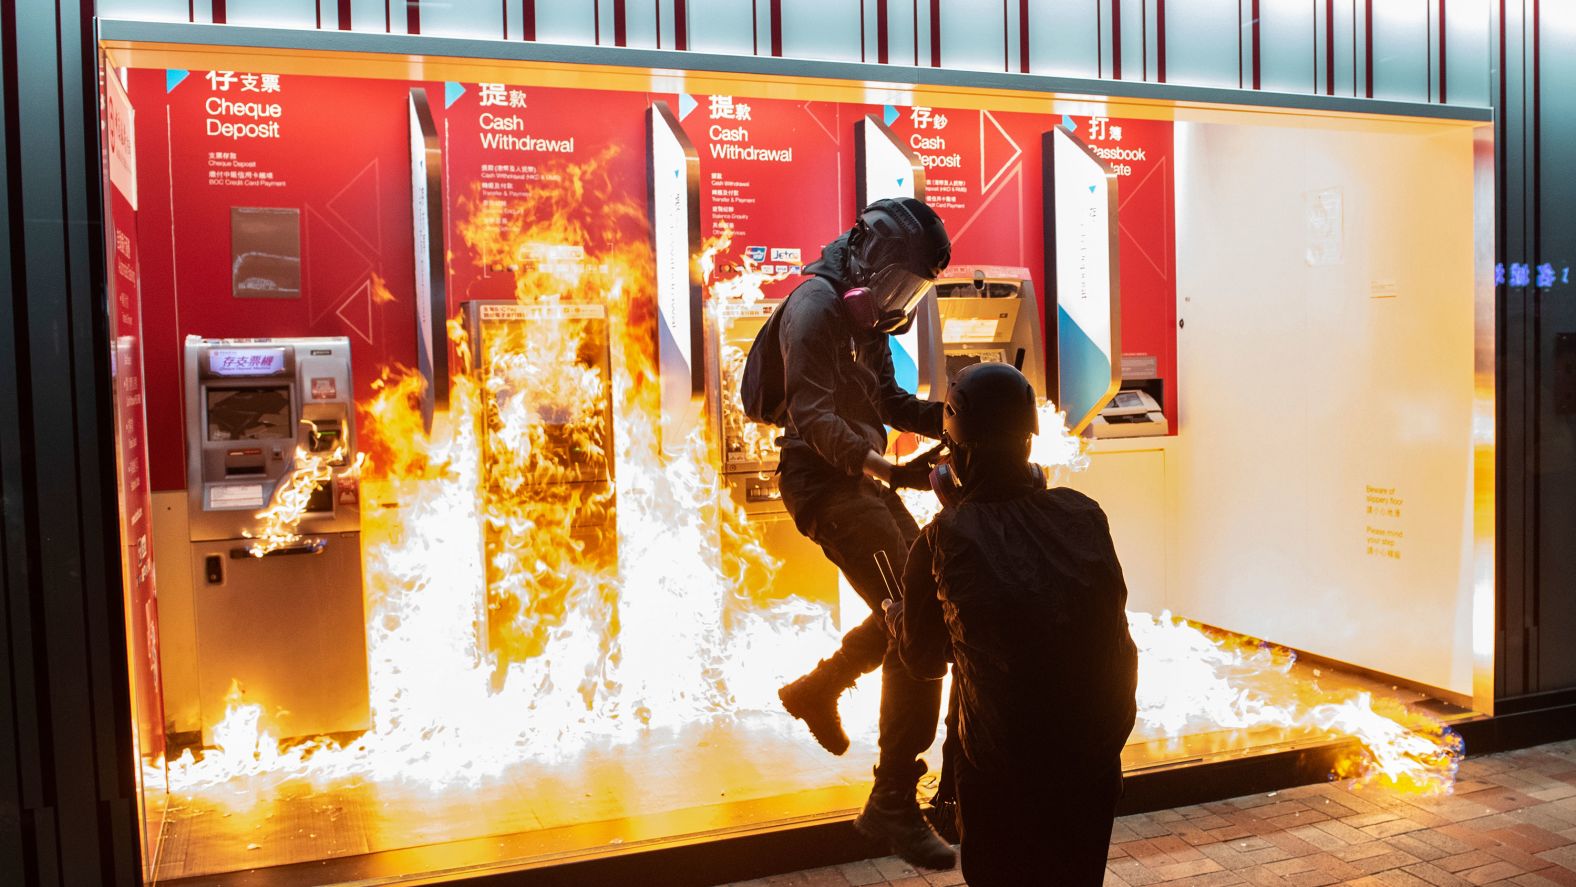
[311,377,337,400]
[210,484,266,509]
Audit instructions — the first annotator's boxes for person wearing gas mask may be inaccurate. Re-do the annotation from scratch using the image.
[771,197,955,870]
[884,361,1139,886]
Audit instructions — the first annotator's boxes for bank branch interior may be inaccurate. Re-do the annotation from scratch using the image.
[97,26,1494,886]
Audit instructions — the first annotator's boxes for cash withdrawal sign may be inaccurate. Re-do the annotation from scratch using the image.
[1048,125,1121,435]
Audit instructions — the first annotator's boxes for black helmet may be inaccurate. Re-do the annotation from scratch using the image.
[847,198,951,333]
[943,362,1039,448]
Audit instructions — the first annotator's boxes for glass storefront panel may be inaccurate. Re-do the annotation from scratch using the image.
[98,29,1493,884]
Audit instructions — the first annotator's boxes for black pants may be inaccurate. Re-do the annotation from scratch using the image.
[956,756,1121,887]
[780,466,942,780]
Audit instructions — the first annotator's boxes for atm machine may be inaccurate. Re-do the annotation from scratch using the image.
[702,298,840,606]
[914,264,1048,401]
[461,300,617,675]
[183,335,369,743]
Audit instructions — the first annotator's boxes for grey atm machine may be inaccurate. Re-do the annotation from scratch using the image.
[184,336,369,743]
[915,264,1048,400]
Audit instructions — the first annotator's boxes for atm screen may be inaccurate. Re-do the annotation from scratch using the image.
[207,387,293,441]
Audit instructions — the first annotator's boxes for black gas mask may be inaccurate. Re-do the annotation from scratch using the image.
[842,198,951,334]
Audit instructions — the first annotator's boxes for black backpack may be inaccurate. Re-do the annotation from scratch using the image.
[739,276,835,426]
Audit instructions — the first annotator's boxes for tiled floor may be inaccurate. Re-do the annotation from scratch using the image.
[717,739,1576,886]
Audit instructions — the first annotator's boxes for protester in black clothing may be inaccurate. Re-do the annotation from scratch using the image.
[886,362,1140,886]
[770,197,956,869]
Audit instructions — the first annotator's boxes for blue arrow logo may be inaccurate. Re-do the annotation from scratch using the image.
[884,105,899,126]
[166,69,189,93]
[444,81,465,108]
[1061,114,1076,132]
[678,93,697,120]
[897,177,905,188]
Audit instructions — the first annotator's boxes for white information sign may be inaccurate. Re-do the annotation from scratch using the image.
[1051,126,1121,435]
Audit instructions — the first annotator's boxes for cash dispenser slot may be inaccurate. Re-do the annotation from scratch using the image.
[224,447,266,477]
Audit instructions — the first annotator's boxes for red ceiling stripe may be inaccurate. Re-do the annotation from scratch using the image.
[1438,0,1447,103]
[211,0,226,24]
[614,0,628,46]
[1156,0,1166,81]
[340,0,353,31]
[407,0,420,35]
[675,0,689,49]
[1364,0,1373,97]
[930,0,941,66]
[523,0,536,40]
[878,0,889,64]
[769,0,782,56]
[1251,0,1261,89]
[1326,0,1335,93]
[1020,0,1031,72]
[1112,0,1123,79]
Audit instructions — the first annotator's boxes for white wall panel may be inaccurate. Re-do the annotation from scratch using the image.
[938,0,1006,72]
[623,0,660,49]
[862,0,879,63]
[1146,0,1161,82]
[349,0,395,34]
[1172,118,1478,695]
[1027,1,1099,79]
[98,0,193,22]
[1258,0,1315,94]
[1119,0,1148,80]
[536,0,598,46]
[418,0,506,39]
[222,0,318,29]
[1331,0,1357,96]
[1371,0,1429,102]
[779,0,862,62]
[888,0,919,66]
[1161,0,1243,89]
[1445,0,1492,106]
[1005,0,1023,73]
[687,0,758,55]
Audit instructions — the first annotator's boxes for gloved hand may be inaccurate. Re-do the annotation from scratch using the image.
[888,459,934,491]
[888,443,946,491]
[882,598,904,636]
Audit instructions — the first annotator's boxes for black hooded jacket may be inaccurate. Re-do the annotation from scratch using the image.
[776,234,942,484]
[896,466,1139,775]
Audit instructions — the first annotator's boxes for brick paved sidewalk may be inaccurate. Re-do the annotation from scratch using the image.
[718,739,1576,886]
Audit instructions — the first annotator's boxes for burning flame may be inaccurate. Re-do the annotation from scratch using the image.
[163,151,1461,824]
[1130,612,1461,794]
[243,424,359,557]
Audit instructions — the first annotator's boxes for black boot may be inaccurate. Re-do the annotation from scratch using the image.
[854,762,957,870]
[778,652,861,755]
